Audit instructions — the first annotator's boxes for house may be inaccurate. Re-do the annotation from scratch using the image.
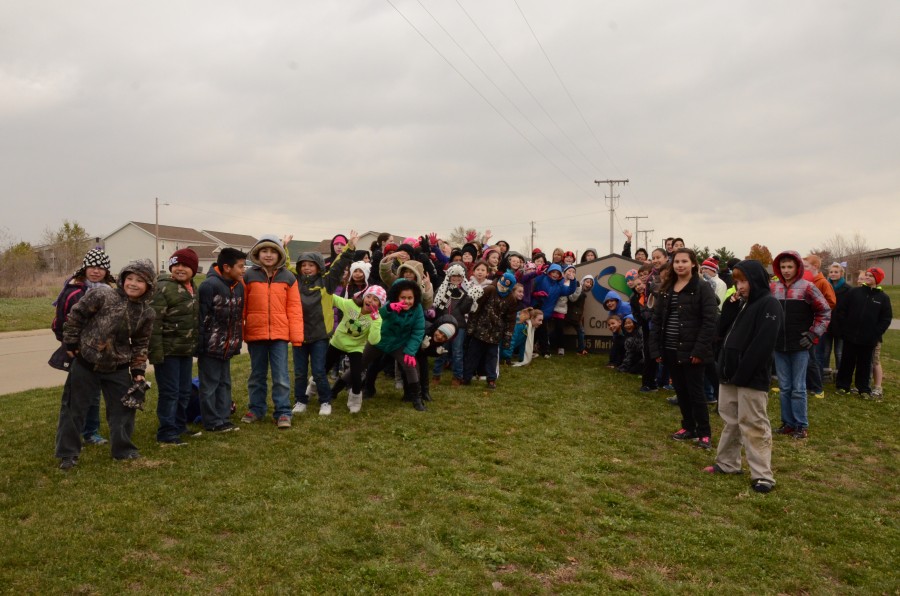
[103,222,257,274]
[857,247,900,286]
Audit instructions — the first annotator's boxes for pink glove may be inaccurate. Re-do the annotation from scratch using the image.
[532,291,548,298]
[465,229,477,242]
[428,232,438,245]
[403,354,416,367]
[369,304,379,319]
[389,302,405,313]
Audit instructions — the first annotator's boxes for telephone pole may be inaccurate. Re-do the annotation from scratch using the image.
[530,221,536,255]
[625,215,648,254]
[594,179,628,254]
[639,229,654,254]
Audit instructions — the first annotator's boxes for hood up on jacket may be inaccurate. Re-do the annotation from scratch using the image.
[546,263,564,278]
[118,259,156,300]
[396,259,424,285]
[733,259,771,303]
[249,235,287,269]
[772,250,804,285]
[580,248,598,263]
[602,290,626,311]
[297,251,326,276]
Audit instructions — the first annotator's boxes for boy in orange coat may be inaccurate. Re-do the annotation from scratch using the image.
[240,235,304,429]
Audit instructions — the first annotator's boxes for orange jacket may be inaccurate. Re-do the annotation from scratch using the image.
[243,265,304,345]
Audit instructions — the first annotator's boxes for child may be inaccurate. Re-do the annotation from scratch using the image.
[606,315,625,368]
[550,265,580,355]
[769,251,831,439]
[197,248,247,433]
[55,259,156,469]
[291,231,357,416]
[532,263,578,357]
[362,279,427,410]
[327,285,386,413]
[380,251,434,309]
[51,247,116,445]
[469,260,492,288]
[463,272,518,389]
[150,248,200,446]
[602,290,632,318]
[708,259,783,493]
[618,315,644,374]
[509,308,544,367]
[241,236,304,429]
[431,263,480,386]
[416,315,458,402]
[564,275,593,355]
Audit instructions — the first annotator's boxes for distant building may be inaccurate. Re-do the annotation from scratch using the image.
[856,247,900,285]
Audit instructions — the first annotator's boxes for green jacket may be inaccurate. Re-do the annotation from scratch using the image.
[149,273,199,363]
[330,295,382,353]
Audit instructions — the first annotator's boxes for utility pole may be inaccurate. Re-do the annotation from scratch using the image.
[155,197,169,273]
[625,215,648,254]
[594,179,629,254]
[530,220,536,255]
[639,229,654,253]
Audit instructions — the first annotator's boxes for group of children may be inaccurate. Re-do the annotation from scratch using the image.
[52,230,892,490]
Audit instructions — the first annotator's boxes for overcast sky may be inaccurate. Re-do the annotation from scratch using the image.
[2,1,898,258]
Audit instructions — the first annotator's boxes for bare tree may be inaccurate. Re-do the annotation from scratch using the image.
[812,232,870,275]
[41,220,92,275]
[447,226,467,248]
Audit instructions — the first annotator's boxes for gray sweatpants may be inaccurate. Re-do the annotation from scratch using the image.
[715,383,775,486]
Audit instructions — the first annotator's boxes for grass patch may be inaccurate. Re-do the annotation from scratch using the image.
[1,333,898,593]
[880,284,900,309]
[0,298,55,333]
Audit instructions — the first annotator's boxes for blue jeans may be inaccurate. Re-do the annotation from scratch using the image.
[463,337,500,382]
[155,355,193,442]
[774,350,809,429]
[432,328,466,379]
[817,332,842,372]
[247,340,291,420]
[293,338,331,404]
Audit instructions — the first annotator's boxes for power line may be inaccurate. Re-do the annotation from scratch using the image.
[594,179,628,254]
[382,0,594,200]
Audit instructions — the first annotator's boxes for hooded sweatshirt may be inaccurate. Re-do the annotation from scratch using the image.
[718,260,783,391]
[532,264,578,319]
[198,264,245,360]
[380,258,434,309]
[243,235,304,345]
[296,248,353,343]
[63,259,156,376]
[602,290,632,318]
[769,250,831,352]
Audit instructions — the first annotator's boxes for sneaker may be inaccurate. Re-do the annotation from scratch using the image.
[451,377,462,388]
[834,388,850,396]
[871,388,884,401]
[667,396,679,406]
[639,385,658,393]
[395,379,404,390]
[850,388,859,395]
[277,415,292,429]
[478,376,487,381]
[115,452,142,461]
[347,392,363,414]
[319,402,332,416]
[211,422,239,433]
[183,430,203,438]
[671,428,696,441]
[544,354,551,359]
[292,402,307,414]
[159,438,187,447]
[858,392,872,401]
[305,378,318,398]
[486,380,497,390]
[83,433,108,446]
[706,397,718,405]
[791,427,808,440]
[696,436,712,450]
[662,384,675,391]
[59,457,78,470]
[557,348,565,356]
[751,480,774,494]
[240,411,259,424]
[702,464,743,475]
[775,424,795,435]
[812,391,825,399]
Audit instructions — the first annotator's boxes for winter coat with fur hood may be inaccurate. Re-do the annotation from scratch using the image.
[63,259,156,376]
[243,235,304,345]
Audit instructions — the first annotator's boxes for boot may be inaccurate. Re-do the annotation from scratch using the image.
[330,377,347,401]
[347,390,363,414]
[406,382,426,411]
[421,378,432,402]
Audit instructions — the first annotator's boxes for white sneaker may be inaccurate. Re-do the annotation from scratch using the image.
[544,354,551,359]
[347,392,362,414]
[305,378,318,398]
[557,348,565,356]
[292,402,307,414]
[319,402,332,416]
[395,379,403,390]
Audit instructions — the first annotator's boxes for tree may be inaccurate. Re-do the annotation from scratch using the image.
[747,244,773,268]
[42,220,92,275]
[811,232,870,276]
[0,241,39,297]
[447,226,467,248]
[692,245,711,262]
[713,246,736,265]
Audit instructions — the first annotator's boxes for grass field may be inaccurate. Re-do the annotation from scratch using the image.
[0,298,56,333]
[0,333,897,593]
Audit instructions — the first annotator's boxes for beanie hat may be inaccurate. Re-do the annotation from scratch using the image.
[436,322,457,340]
[349,260,371,281]
[867,267,885,285]
[532,247,542,256]
[74,248,111,277]
[403,237,420,248]
[397,243,416,258]
[168,248,199,276]
[461,243,479,261]
[481,245,499,261]
[564,250,576,261]
[496,271,517,297]
[384,242,399,254]
[624,268,638,283]
[701,259,718,273]
[362,285,387,306]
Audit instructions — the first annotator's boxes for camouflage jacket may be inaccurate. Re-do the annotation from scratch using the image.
[149,273,200,363]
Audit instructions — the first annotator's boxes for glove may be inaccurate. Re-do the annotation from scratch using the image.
[425,308,435,319]
[403,354,416,367]
[798,331,816,349]
[428,232,438,245]
[369,304,379,319]
[465,229,477,242]
[532,291,548,298]
[121,379,152,411]
[389,302,405,313]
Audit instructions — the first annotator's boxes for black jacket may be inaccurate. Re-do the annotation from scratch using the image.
[718,260,783,391]
[834,285,893,346]
[198,266,245,360]
[650,274,719,364]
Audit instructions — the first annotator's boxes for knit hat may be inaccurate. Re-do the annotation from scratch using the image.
[349,261,371,282]
[701,259,718,273]
[446,263,466,278]
[74,247,111,277]
[362,285,387,306]
[624,268,638,283]
[867,267,885,285]
[397,243,416,258]
[403,237,420,248]
[564,250,576,261]
[461,242,479,261]
[481,245,500,261]
[532,247,542,257]
[168,248,199,276]
[384,242,399,254]
[436,322,457,340]
[496,271,517,297]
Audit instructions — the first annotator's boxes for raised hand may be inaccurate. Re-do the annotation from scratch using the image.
[465,229,477,242]
[282,234,294,247]
[389,302,405,313]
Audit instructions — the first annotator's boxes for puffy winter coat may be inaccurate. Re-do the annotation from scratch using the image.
[296,249,353,343]
[198,266,245,360]
[149,273,200,363]
[770,251,831,352]
[467,285,518,346]
[649,274,719,364]
[243,236,304,345]
[374,279,425,356]
[834,284,892,346]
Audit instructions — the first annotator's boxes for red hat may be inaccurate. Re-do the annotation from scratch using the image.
[384,242,399,254]
[532,247,542,256]
[701,258,718,272]
[867,267,885,285]
[168,248,199,276]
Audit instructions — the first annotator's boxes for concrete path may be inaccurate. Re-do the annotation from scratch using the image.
[0,329,68,395]
[892,319,900,331]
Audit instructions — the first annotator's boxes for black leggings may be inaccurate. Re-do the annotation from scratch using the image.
[325,346,363,393]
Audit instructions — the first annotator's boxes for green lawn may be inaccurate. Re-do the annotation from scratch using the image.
[881,284,900,309]
[0,298,55,333]
[1,334,898,593]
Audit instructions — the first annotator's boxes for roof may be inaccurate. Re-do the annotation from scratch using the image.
[202,230,257,247]
[128,221,216,244]
[285,240,324,256]
[858,247,900,259]
[186,245,219,260]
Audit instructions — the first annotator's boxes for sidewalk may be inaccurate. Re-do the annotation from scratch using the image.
[0,329,68,395]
